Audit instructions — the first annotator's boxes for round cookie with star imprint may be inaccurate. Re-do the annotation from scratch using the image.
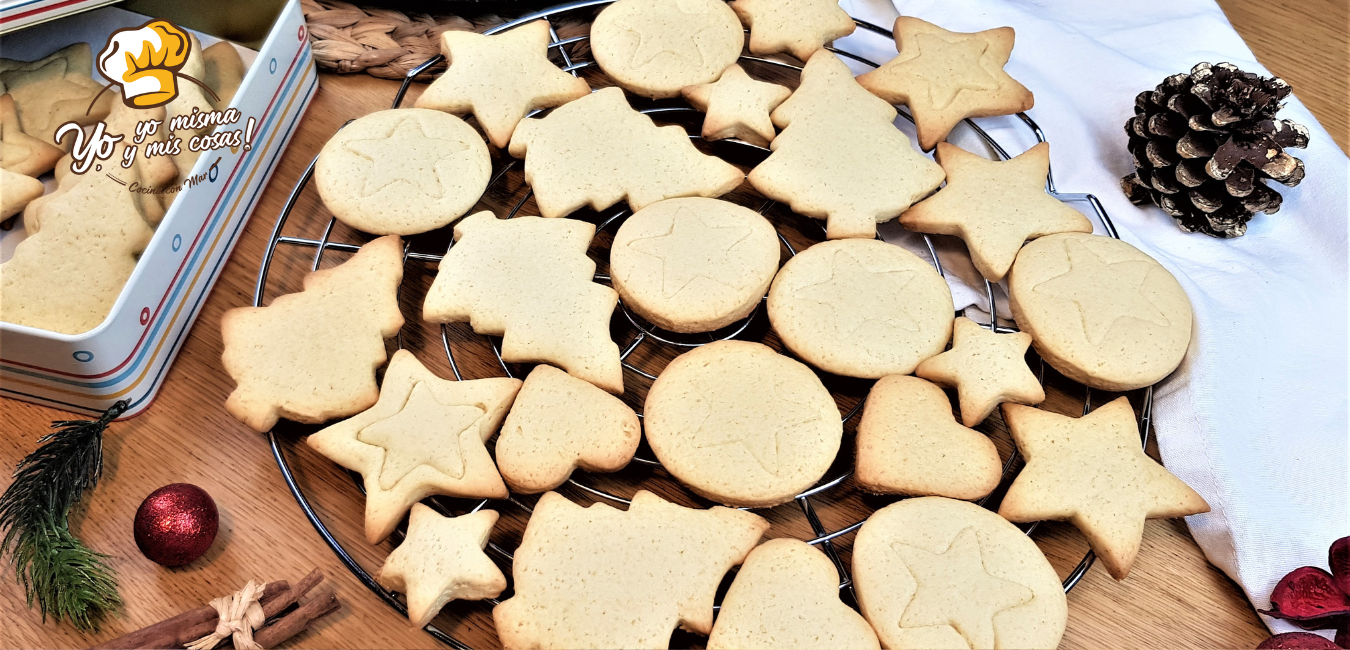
[1008,232,1193,391]
[610,198,780,333]
[590,0,745,99]
[767,239,953,378]
[644,340,842,507]
[853,497,1067,650]
[315,108,490,236]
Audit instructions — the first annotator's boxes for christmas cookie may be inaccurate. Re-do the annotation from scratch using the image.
[378,505,507,628]
[423,212,624,394]
[681,64,791,148]
[610,197,779,333]
[162,34,217,179]
[1,94,62,176]
[414,20,591,149]
[220,235,405,432]
[729,0,856,61]
[853,497,1068,650]
[202,42,247,109]
[900,142,1093,281]
[767,239,952,378]
[855,375,1002,500]
[748,51,945,239]
[857,17,1034,152]
[306,349,519,543]
[0,168,42,219]
[1008,232,1193,391]
[999,398,1210,580]
[643,340,841,507]
[316,108,490,236]
[915,316,1045,426]
[0,43,112,149]
[590,0,744,99]
[495,364,641,494]
[708,538,879,650]
[508,87,743,218]
[494,490,768,649]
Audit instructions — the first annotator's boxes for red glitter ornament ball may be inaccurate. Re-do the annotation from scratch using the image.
[133,483,218,567]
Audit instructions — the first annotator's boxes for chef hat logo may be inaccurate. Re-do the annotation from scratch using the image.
[97,20,192,109]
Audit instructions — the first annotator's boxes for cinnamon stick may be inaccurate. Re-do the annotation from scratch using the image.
[93,569,326,650]
[253,586,341,648]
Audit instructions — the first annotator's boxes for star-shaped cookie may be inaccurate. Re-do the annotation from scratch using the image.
[901,142,1092,281]
[306,349,521,544]
[915,316,1045,426]
[999,398,1210,579]
[590,0,745,98]
[682,64,791,147]
[748,51,945,239]
[0,43,112,148]
[1,94,61,176]
[857,17,1034,151]
[729,0,857,61]
[378,505,507,628]
[893,527,1034,649]
[508,87,744,219]
[1032,237,1171,344]
[414,20,590,149]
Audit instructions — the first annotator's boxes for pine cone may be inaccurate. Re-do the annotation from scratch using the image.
[1120,62,1310,237]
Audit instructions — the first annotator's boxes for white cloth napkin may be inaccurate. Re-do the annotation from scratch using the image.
[833,0,1350,637]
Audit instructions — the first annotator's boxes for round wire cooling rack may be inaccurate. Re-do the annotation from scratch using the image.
[258,3,1156,647]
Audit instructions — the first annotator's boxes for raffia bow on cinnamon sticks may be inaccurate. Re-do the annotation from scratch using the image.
[93,569,340,650]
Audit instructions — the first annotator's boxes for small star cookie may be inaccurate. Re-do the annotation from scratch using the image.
[423,212,624,394]
[857,17,1034,151]
[0,94,61,176]
[767,239,953,378]
[999,398,1210,580]
[915,316,1045,426]
[509,87,743,219]
[853,497,1067,650]
[378,505,507,628]
[414,20,590,149]
[682,64,791,147]
[708,538,879,650]
[494,490,768,649]
[748,51,945,239]
[901,142,1093,281]
[1008,232,1193,391]
[306,349,520,544]
[590,0,745,98]
[0,43,112,149]
[855,375,1002,500]
[729,0,856,61]
[644,340,842,507]
[220,236,405,432]
[496,364,641,494]
[316,108,491,236]
[609,197,780,333]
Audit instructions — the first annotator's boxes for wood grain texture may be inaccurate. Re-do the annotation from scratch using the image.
[4,4,1343,647]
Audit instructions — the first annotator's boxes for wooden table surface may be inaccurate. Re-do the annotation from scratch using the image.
[2,2,1346,648]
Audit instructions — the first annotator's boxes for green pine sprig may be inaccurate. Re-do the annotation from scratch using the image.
[0,401,126,631]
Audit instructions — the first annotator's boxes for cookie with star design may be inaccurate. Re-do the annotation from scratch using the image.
[610,197,780,333]
[900,142,1093,282]
[729,0,856,62]
[306,349,520,544]
[1008,232,1193,391]
[315,108,490,236]
[767,239,953,378]
[681,64,791,147]
[916,316,1045,426]
[856,17,1034,151]
[590,0,745,99]
[414,20,590,149]
[378,505,507,628]
[853,496,1067,650]
[644,340,841,507]
[855,375,1002,500]
[999,398,1209,579]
